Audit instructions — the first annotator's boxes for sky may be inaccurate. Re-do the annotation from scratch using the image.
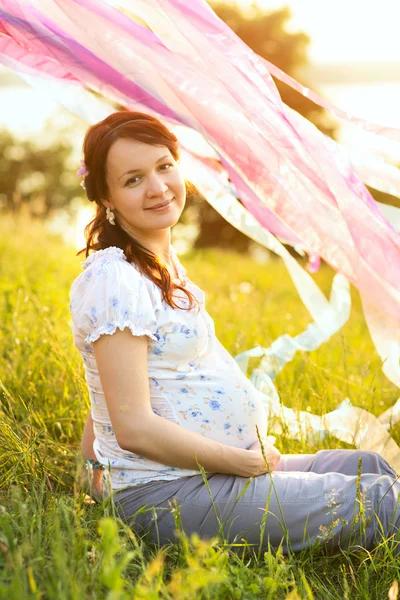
[235,0,400,64]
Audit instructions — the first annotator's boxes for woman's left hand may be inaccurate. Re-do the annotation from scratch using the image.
[247,436,281,472]
[76,458,104,502]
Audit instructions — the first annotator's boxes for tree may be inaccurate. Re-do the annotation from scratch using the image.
[0,126,82,218]
[189,2,337,250]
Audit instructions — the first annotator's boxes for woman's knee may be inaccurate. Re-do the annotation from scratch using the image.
[313,449,397,477]
[350,450,380,473]
[356,451,396,477]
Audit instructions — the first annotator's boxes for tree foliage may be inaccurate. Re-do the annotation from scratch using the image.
[0,127,82,217]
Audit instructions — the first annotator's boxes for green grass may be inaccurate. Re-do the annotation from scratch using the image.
[1,213,399,599]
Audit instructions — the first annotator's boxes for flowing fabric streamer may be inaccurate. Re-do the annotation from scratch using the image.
[1,0,400,468]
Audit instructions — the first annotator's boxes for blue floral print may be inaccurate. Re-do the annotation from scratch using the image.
[122,307,131,320]
[154,328,167,346]
[186,408,203,419]
[102,424,115,436]
[247,400,257,414]
[180,325,198,338]
[209,400,223,411]
[152,328,167,356]
[89,306,97,326]
[109,296,119,308]
[96,259,110,276]
[237,424,247,436]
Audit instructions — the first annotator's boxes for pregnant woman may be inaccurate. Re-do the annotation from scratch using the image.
[70,110,400,554]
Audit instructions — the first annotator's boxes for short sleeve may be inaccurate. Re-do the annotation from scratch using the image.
[70,257,158,344]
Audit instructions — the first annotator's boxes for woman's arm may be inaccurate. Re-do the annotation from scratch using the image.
[81,410,97,461]
[77,410,104,501]
[121,411,271,476]
[92,328,274,478]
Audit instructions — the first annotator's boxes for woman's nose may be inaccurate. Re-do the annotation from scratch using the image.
[146,172,168,197]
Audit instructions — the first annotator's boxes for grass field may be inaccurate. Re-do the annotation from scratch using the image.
[1,213,400,599]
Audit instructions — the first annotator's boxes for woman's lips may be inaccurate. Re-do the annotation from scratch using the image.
[145,198,174,211]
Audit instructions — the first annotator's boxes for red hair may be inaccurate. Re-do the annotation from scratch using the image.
[77,110,199,311]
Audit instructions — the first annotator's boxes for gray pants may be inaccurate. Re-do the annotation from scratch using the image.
[112,450,400,553]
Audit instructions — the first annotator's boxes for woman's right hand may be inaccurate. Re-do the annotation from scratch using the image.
[234,436,281,478]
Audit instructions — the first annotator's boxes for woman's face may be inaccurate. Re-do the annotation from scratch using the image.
[104,137,186,238]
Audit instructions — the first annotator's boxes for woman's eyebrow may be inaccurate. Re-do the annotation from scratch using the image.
[118,155,171,180]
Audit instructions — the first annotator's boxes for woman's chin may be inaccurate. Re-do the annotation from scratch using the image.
[147,203,184,227]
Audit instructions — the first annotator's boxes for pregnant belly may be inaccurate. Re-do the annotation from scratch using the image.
[170,376,268,449]
[220,387,268,448]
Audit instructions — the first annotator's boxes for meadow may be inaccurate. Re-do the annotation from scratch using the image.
[1,213,399,599]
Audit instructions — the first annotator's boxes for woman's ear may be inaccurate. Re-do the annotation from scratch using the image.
[101,199,111,210]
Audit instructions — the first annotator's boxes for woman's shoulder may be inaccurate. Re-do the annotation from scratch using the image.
[70,247,160,342]
[70,246,143,301]
[70,243,188,298]
[79,244,184,272]
[77,246,144,282]
[81,246,128,270]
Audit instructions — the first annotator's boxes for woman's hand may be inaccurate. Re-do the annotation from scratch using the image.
[77,413,104,501]
[248,435,277,453]
[76,456,104,502]
[234,436,281,478]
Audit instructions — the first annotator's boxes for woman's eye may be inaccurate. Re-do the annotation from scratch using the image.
[125,164,172,186]
[126,176,140,185]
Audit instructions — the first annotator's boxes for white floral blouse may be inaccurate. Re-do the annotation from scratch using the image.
[69,245,268,491]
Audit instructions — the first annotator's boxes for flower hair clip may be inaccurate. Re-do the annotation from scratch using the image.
[77,159,89,189]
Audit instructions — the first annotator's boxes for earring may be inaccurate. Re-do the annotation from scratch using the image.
[106,206,116,226]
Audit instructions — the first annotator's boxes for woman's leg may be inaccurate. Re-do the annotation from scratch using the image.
[277,450,397,478]
[275,454,315,472]
[113,468,400,554]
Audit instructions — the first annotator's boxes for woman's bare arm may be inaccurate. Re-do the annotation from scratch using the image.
[81,410,96,460]
[121,411,251,474]
[92,328,267,478]
[76,411,104,501]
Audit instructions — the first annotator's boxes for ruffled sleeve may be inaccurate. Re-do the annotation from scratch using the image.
[70,252,158,344]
